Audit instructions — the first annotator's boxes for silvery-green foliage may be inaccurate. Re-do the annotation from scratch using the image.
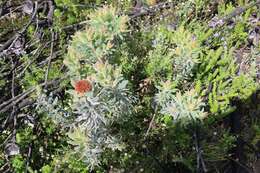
[64,6,129,79]
[69,67,136,126]
[93,61,136,119]
[87,6,128,38]
[67,70,135,167]
[72,92,108,132]
[100,77,136,119]
[36,92,69,125]
[171,26,201,83]
[85,132,123,169]
[160,89,207,124]
[67,124,124,168]
[67,125,101,168]
[62,6,135,168]
[108,86,135,118]
[93,61,124,88]
[146,26,202,84]
[66,125,100,168]
[35,89,126,168]
[154,80,177,109]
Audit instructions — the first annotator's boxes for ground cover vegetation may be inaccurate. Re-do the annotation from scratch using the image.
[0,0,259,172]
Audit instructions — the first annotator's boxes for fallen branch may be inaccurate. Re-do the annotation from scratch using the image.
[129,2,175,19]
[209,0,260,28]
[0,1,38,53]
[0,76,66,133]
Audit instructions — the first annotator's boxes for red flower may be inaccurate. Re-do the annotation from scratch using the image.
[74,80,92,95]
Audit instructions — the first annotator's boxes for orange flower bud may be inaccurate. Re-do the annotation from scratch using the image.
[74,79,92,96]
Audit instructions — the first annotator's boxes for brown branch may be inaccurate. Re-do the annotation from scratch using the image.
[46,0,54,24]
[209,0,260,28]
[129,2,175,19]
[0,162,10,173]
[0,1,38,53]
[145,113,156,137]
[223,0,260,22]
[10,57,17,141]
[44,29,55,88]
[0,76,66,115]
[62,2,175,32]
[0,88,34,111]
[62,21,89,31]
[0,74,67,134]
